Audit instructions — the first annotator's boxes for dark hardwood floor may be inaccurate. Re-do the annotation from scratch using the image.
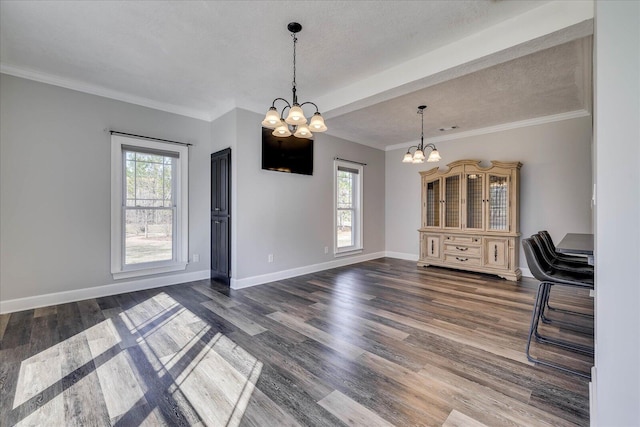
[0,258,593,426]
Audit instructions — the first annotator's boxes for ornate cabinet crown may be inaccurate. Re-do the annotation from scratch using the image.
[418,160,522,281]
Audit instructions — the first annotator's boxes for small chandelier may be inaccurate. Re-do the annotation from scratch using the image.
[402,105,442,164]
[261,22,327,139]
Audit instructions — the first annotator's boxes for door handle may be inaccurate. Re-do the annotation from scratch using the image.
[214,207,220,211]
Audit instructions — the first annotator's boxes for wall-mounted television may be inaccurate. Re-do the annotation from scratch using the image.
[261,127,313,176]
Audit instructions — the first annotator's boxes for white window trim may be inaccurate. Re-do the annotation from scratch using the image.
[110,135,189,280]
[334,159,363,256]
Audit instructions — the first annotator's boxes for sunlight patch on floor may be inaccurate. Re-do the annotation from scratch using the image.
[125,292,263,426]
[11,291,263,426]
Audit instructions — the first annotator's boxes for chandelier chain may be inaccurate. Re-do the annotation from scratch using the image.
[292,33,297,91]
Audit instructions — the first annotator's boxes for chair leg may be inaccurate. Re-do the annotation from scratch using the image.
[526,282,547,362]
[543,286,594,319]
[539,285,595,338]
[526,281,592,379]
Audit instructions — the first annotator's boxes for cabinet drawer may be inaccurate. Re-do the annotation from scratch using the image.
[443,253,481,266]
[444,244,481,256]
[443,235,481,244]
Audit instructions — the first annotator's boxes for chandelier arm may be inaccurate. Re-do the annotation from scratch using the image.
[271,98,293,118]
[424,143,438,151]
[299,101,320,113]
[280,105,292,120]
[271,97,292,108]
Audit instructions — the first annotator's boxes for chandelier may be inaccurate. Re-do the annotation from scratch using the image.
[402,105,441,163]
[261,22,327,139]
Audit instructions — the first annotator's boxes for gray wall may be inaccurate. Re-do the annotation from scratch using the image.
[385,115,593,271]
[0,74,211,301]
[594,1,640,424]
[0,75,385,302]
[228,108,385,281]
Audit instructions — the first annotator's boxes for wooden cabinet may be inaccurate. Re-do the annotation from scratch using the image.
[418,160,522,281]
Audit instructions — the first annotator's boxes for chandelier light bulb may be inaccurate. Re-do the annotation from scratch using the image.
[273,120,292,137]
[294,123,313,139]
[285,104,307,125]
[427,149,441,162]
[309,112,327,132]
[261,107,281,129]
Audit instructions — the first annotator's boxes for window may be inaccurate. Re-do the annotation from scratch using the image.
[334,160,363,255]
[111,135,188,279]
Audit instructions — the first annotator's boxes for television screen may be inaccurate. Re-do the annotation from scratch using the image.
[261,127,313,175]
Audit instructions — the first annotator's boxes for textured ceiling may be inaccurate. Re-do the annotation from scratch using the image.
[329,37,592,149]
[0,1,593,150]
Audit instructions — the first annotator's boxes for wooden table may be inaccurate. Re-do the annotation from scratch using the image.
[556,233,594,265]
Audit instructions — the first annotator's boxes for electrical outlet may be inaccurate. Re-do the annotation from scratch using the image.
[268,254,273,263]
[324,246,329,254]
[192,254,199,262]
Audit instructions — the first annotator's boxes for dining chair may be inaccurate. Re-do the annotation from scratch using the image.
[531,234,593,274]
[522,236,594,378]
[531,233,594,324]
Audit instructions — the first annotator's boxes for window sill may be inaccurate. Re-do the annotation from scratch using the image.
[334,248,363,258]
[112,262,188,280]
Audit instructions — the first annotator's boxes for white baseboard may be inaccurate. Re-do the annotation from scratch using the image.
[230,251,386,290]
[520,267,533,278]
[589,366,596,427]
[384,251,419,261]
[0,270,210,314]
[1,256,534,313]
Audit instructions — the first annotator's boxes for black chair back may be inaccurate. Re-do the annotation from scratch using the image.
[532,233,593,274]
[531,234,558,266]
[523,237,553,279]
[538,230,590,265]
[538,230,557,252]
[522,237,593,288]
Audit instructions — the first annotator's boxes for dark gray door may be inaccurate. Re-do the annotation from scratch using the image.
[211,148,231,284]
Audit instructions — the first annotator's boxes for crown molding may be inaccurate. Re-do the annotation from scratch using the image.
[385,110,592,152]
[0,63,213,122]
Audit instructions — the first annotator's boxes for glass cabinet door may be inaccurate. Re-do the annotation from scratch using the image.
[486,173,510,231]
[423,178,441,227]
[443,174,461,228]
[465,173,484,230]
